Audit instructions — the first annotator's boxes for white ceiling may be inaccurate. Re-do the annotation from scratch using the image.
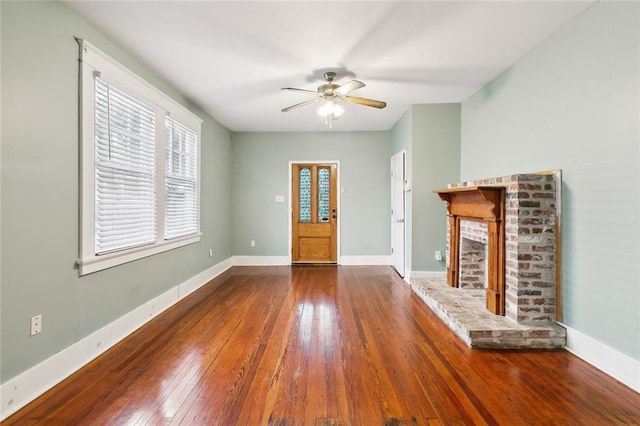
[65,0,595,132]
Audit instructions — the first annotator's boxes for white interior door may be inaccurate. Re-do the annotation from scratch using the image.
[391,151,406,277]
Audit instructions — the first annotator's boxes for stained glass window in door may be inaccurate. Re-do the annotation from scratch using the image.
[318,168,330,222]
[299,167,311,222]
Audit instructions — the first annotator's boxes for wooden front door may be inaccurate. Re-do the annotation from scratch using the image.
[291,163,337,263]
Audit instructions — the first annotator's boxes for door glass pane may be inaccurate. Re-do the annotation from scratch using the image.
[318,168,330,222]
[299,168,311,223]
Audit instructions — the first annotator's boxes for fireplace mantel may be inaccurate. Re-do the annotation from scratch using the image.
[434,186,504,221]
[434,186,506,315]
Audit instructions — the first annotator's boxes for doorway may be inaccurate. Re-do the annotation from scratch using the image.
[390,151,406,277]
[291,162,338,263]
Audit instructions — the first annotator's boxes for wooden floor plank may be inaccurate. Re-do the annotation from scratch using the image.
[3,265,639,425]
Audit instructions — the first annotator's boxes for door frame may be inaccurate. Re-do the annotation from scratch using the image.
[288,160,341,264]
[390,150,407,277]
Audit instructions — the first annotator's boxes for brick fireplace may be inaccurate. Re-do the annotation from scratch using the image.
[435,173,559,326]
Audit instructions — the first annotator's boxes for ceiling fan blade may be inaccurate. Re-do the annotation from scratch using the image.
[344,96,387,109]
[281,87,319,95]
[281,98,320,112]
[334,80,365,96]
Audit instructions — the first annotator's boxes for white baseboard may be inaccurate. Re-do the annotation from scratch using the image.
[231,255,289,266]
[230,255,391,266]
[0,258,233,421]
[410,270,447,279]
[339,255,391,265]
[562,323,640,393]
[179,257,233,297]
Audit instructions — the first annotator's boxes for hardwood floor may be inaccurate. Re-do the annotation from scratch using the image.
[3,266,639,425]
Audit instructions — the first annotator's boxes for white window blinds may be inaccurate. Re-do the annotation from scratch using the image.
[164,117,199,239]
[94,77,157,254]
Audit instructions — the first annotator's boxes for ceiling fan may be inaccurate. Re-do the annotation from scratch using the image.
[281,72,386,127]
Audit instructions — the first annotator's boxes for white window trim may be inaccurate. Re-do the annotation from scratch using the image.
[77,39,202,275]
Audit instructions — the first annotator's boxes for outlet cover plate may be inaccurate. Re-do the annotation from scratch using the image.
[31,315,42,336]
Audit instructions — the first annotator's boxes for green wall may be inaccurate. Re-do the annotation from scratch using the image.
[461,1,639,359]
[1,1,232,382]
[231,132,391,257]
[411,105,461,271]
[390,105,461,273]
[390,109,412,159]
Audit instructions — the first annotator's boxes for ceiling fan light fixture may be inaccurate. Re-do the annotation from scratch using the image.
[317,100,343,119]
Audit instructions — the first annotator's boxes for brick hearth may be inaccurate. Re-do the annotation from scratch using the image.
[410,276,566,349]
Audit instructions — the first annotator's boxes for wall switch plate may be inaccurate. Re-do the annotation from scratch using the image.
[31,315,42,336]
[209,249,213,257]
[275,195,284,202]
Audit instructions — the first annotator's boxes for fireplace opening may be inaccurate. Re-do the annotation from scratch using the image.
[459,238,486,289]
[459,219,488,289]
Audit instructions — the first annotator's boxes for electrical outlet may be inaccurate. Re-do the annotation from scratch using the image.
[209,249,213,257]
[250,240,256,247]
[31,315,42,336]
[435,250,443,261]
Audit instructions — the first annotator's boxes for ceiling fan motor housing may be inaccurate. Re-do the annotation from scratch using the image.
[318,83,339,96]
[318,72,339,96]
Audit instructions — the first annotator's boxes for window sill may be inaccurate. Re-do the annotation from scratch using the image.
[77,233,201,276]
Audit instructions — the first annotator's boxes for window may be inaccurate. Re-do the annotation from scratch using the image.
[164,117,199,239]
[299,167,311,223]
[94,78,157,254]
[78,39,202,275]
